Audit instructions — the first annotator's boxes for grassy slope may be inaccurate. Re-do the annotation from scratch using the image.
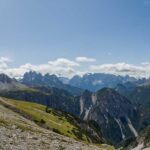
[0,98,115,150]
[0,99,43,133]
[0,97,115,150]
[2,98,89,141]
[0,97,116,150]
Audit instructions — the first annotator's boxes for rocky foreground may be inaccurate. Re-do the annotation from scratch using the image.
[0,98,113,150]
[0,125,107,150]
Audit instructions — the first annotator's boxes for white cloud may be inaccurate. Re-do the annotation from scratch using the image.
[0,57,11,69]
[75,57,96,62]
[90,63,150,78]
[48,58,80,67]
[1,56,150,79]
[141,62,150,66]
[2,58,81,78]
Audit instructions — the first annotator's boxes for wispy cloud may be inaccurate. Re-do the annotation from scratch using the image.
[48,58,80,67]
[75,57,96,63]
[0,57,12,69]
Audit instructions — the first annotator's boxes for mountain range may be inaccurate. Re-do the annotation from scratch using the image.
[0,72,150,149]
[21,71,83,95]
[68,73,141,91]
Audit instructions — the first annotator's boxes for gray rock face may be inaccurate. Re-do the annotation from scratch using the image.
[0,74,13,83]
[78,90,94,120]
[126,126,150,150]
[78,88,140,146]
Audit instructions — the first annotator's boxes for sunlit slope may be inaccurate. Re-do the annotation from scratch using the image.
[0,97,105,144]
[0,97,115,150]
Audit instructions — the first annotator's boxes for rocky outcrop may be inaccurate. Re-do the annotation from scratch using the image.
[124,126,150,150]
[0,125,109,150]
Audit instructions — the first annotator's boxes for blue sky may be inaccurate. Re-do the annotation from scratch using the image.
[0,0,150,78]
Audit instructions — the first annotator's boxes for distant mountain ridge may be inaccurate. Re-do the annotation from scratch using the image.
[19,71,150,94]
[21,71,83,95]
[69,73,139,91]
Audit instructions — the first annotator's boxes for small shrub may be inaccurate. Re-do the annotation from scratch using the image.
[45,106,51,113]
[40,119,46,124]
[53,128,61,134]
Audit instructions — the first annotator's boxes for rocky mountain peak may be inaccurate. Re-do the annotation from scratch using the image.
[22,71,63,87]
[0,74,13,83]
[21,71,82,95]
